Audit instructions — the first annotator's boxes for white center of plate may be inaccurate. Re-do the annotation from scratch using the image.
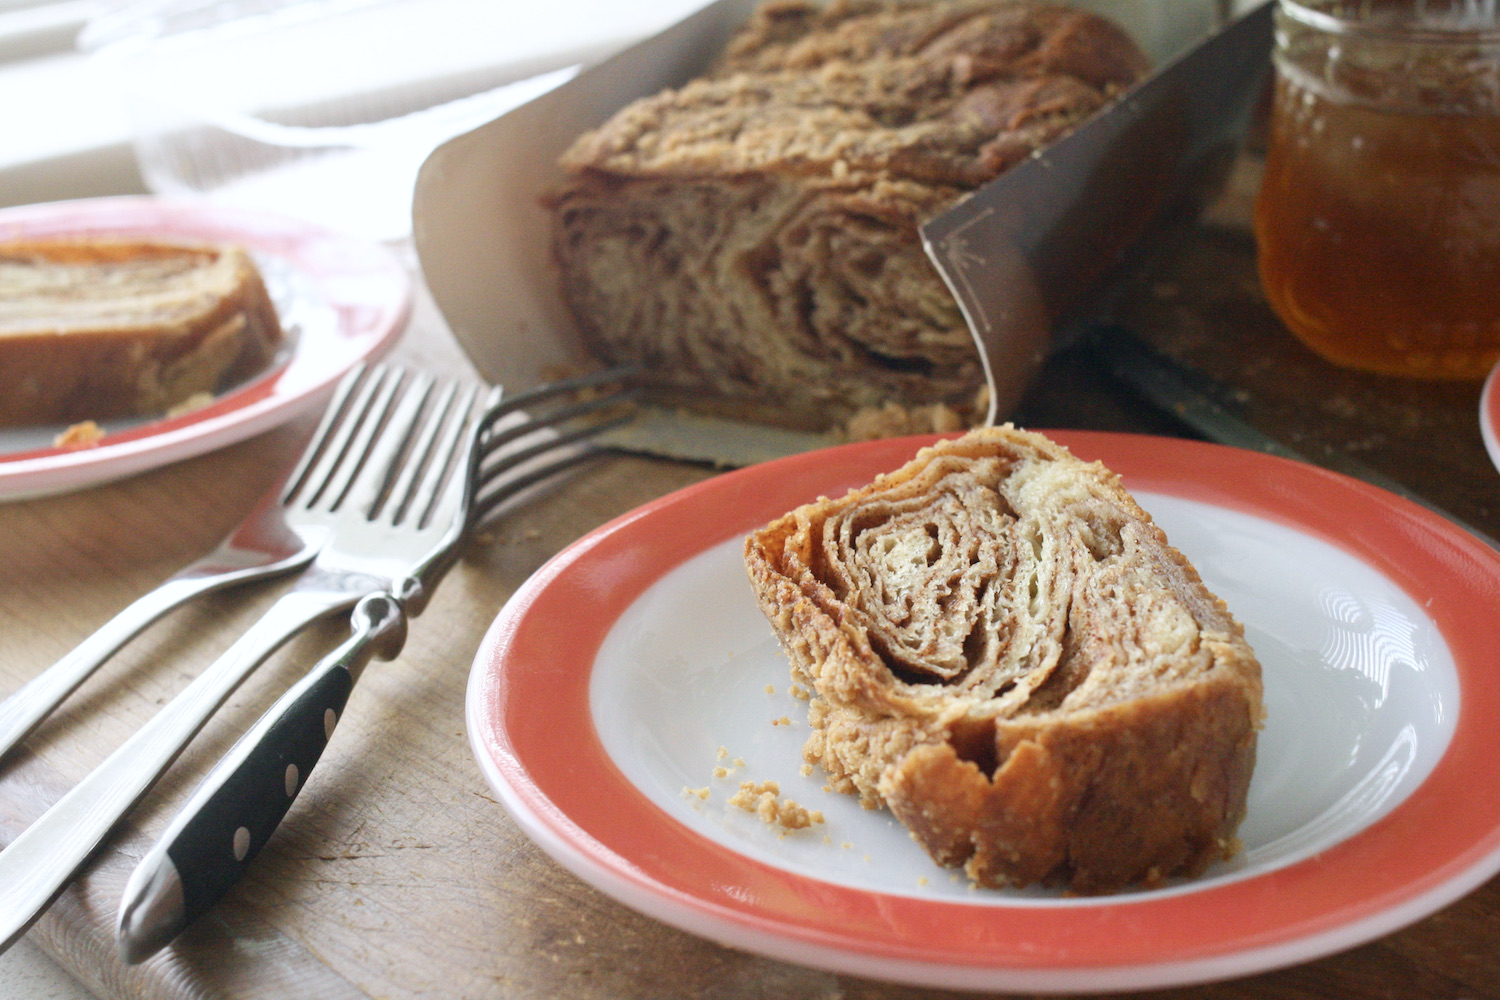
[590,492,1459,904]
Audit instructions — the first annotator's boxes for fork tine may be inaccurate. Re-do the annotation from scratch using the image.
[283,364,390,508]
[480,406,631,484]
[289,365,395,511]
[474,407,633,523]
[474,434,617,524]
[281,363,368,505]
[476,364,640,440]
[470,366,638,522]
[480,386,641,463]
[401,381,482,530]
[383,379,459,526]
[338,370,434,517]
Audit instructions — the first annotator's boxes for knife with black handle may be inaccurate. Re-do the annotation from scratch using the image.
[116,591,408,963]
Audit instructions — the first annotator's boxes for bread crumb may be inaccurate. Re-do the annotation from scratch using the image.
[716,746,729,760]
[681,786,710,801]
[53,421,104,448]
[729,780,824,831]
[917,876,929,886]
[712,766,729,778]
[799,763,813,777]
[772,716,792,727]
[166,391,215,418]
[765,684,776,694]
[733,757,745,768]
[789,684,809,700]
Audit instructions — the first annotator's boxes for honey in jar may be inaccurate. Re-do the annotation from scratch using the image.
[1254,0,1500,379]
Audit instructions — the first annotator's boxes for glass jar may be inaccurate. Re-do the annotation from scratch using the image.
[1254,0,1500,379]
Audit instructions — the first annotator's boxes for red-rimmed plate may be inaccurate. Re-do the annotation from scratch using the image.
[0,196,410,500]
[467,432,1500,992]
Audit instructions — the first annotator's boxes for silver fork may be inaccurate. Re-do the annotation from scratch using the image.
[0,362,491,954]
[113,365,640,961]
[0,377,377,765]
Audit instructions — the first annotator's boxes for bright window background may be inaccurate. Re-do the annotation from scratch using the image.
[0,0,710,207]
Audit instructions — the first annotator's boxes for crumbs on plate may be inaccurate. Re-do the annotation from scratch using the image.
[729,779,824,832]
[686,747,823,833]
[53,420,104,448]
[166,391,216,418]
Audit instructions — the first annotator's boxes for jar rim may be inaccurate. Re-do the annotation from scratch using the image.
[1279,0,1500,43]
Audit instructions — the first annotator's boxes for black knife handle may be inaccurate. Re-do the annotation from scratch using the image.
[171,661,353,898]
[117,592,407,962]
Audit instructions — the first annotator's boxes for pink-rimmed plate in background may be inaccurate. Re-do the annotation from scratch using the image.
[1482,360,1500,474]
[467,432,1500,993]
[0,196,410,500]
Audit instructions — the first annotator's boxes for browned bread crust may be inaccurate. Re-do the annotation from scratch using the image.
[552,0,1148,431]
[743,426,1263,892]
[0,238,284,427]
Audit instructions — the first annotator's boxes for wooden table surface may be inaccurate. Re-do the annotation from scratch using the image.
[1,168,1496,999]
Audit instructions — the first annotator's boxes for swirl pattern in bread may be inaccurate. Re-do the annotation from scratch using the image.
[0,238,283,427]
[552,0,1149,431]
[743,426,1263,892]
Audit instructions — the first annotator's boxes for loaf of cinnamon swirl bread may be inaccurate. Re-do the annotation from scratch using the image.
[743,426,1263,892]
[551,0,1149,432]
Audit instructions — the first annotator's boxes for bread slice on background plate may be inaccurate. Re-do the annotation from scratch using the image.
[0,238,284,429]
[744,425,1264,893]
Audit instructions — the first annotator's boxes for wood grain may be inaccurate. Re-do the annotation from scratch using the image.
[1,199,1495,1000]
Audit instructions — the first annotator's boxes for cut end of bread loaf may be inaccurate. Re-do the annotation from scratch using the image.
[743,426,1264,892]
[0,238,284,427]
[551,0,1149,432]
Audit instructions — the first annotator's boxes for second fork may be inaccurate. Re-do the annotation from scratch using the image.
[0,363,484,955]
[112,364,640,960]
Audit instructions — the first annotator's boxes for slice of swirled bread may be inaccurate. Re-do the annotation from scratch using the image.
[743,426,1263,892]
[0,239,283,427]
